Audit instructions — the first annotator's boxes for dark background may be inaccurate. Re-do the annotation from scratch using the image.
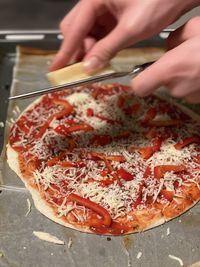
[0,0,77,30]
[0,0,199,31]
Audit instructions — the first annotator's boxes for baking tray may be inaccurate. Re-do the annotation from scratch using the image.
[0,30,200,267]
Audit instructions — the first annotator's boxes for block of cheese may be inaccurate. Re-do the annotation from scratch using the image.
[47,62,115,86]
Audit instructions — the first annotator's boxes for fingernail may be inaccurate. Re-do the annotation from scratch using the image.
[83,56,101,72]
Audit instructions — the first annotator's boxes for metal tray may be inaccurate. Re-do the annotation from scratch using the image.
[0,31,200,267]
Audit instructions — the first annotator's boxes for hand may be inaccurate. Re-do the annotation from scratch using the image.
[132,17,200,103]
[50,0,196,72]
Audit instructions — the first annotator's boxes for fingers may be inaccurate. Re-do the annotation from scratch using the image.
[167,16,200,50]
[131,51,174,97]
[83,23,132,72]
[185,91,200,103]
[132,36,200,104]
[49,0,102,71]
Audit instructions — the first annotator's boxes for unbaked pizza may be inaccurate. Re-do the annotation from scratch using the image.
[7,83,200,235]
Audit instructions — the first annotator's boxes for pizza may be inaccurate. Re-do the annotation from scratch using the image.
[7,83,200,235]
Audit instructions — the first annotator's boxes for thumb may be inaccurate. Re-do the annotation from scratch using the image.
[83,24,131,72]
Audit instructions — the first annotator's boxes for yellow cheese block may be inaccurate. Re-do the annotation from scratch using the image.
[47,62,115,86]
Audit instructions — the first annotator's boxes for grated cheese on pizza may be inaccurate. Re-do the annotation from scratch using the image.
[7,84,200,235]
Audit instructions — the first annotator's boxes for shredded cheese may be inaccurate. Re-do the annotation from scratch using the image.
[25,198,31,217]
[136,252,142,259]
[168,254,184,266]
[33,231,65,245]
[9,84,200,226]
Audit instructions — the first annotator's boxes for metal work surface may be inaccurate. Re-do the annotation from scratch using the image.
[0,33,200,267]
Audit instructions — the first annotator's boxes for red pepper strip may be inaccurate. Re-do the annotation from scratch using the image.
[17,116,32,134]
[160,190,174,201]
[174,135,200,150]
[123,103,140,115]
[133,194,142,209]
[86,108,94,117]
[102,158,122,186]
[143,166,151,179]
[114,131,130,140]
[100,178,116,187]
[33,99,74,139]
[148,119,182,127]
[68,193,112,227]
[52,98,74,119]
[117,95,125,108]
[68,138,77,151]
[100,170,109,177]
[129,146,154,160]
[88,152,126,162]
[54,123,94,135]
[129,137,162,160]
[145,127,157,139]
[95,114,121,125]
[47,156,85,168]
[105,155,126,162]
[143,108,157,124]
[152,137,162,152]
[58,161,85,168]
[103,157,113,173]
[47,152,66,166]
[90,135,112,146]
[154,165,186,179]
[116,168,133,181]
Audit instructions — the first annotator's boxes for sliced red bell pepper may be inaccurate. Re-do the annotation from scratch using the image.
[100,170,109,177]
[114,131,130,140]
[174,135,200,150]
[116,168,133,181]
[54,123,93,135]
[123,103,140,115]
[95,114,121,125]
[117,95,125,108]
[105,155,126,162]
[154,165,186,179]
[86,108,94,117]
[33,99,74,139]
[152,137,162,152]
[52,98,74,119]
[90,135,112,146]
[88,152,125,162]
[68,193,112,227]
[129,137,162,160]
[145,127,157,139]
[143,166,151,179]
[47,156,85,168]
[143,107,157,124]
[160,189,174,201]
[103,157,113,173]
[129,146,154,160]
[148,119,182,127]
[100,178,116,187]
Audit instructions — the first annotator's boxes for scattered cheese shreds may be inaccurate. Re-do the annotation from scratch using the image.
[168,254,183,266]
[33,231,65,245]
[67,237,73,248]
[25,198,31,217]
[0,122,4,128]
[166,227,170,236]
[136,252,142,259]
